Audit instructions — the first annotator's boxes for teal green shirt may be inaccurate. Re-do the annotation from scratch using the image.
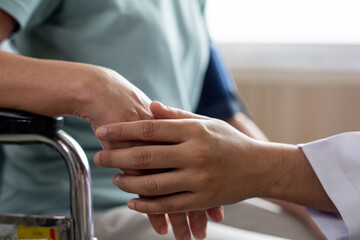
[0,0,209,214]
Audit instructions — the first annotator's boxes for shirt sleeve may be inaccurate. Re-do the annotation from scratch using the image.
[298,132,360,240]
[0,0,61,34]
[0,0,43,31]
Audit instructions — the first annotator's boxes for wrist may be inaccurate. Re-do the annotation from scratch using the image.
[263,142,317,204]
[259,142,301,199]
[233,139,279,200]
[70,65,114,122]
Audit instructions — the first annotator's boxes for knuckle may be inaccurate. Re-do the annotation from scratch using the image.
[200,172,214,185]
[107,125,123,139]
[142,202,151,213]
[125,108,140,121]
[140,110,153,120]
[99,151,113,166]
[161,199,176,213]
[140,121,159,139]
[132,148,152,168]
[193,145,210,166]
[175,108,188,119]
[195,172,215,192]
[190,120,208,136]
[143,178,160,194]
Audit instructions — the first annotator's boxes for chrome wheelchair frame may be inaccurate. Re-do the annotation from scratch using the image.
[0,109,97,240]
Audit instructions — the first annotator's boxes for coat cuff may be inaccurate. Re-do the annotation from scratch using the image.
[299,132,360,239]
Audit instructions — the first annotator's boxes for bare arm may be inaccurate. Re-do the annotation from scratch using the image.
[0,10,152,130]
[224,108,325,239]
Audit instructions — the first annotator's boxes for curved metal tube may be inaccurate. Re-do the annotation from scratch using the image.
[0,130,97,240]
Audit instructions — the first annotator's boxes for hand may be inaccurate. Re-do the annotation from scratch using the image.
[79,68,153,131]
[80,69,223,239]
[95,102,225,239]
[94,102,264,213]
[95,103,253,210]
[146,207,224,240]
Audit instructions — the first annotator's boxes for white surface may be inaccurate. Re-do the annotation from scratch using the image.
[222,201,318,240]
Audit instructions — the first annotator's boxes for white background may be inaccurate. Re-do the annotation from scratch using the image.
[206,0,360,44]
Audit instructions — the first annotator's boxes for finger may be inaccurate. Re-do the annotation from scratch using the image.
[127,192,199,214]
[96,119,189,142]
[94,145,188,169]
[113,171,190,196]
[101,140,149,150]
[206,206,224,222]
[123,169,148,176]
[168,212,191,240]
[150,101,208,120]
[188,210,207,239]
[147,214,169,235]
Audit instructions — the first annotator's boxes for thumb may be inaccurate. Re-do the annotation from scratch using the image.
[150,101,207,120]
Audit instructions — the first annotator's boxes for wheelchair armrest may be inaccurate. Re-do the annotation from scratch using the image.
[0,109,63,135]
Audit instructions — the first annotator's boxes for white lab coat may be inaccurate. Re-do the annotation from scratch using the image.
[299,132,360,240]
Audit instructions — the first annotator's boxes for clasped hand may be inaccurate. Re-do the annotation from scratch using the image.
[95,101,227,240]
[94,102,266,239]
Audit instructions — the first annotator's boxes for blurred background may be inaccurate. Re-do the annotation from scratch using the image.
[206,1,360,239]
[207,0,360,144]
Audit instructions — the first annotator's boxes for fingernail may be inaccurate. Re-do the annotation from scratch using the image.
[127,200,135,210]
[159,226,168,235]
[183,234,191,240]
[195,230,207,239]
[113,174,120,184]
[96,127,108,138]
[156,101,168,110]
[216,210,225,221]
[94,152,101,166]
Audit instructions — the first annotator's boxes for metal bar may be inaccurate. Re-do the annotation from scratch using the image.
[0,131,97,240]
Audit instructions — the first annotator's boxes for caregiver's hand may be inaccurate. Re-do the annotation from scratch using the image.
[96,102,225,240]
[95,102,263,213]
[96,102,336,217]
[82,76,219,240]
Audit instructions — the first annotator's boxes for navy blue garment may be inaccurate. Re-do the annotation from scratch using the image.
[0,147,4,188]
[196,45,250,120]
[0,147,3,171]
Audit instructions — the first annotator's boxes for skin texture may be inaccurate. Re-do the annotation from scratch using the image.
[0,9,226,240]
[95,102,337,216]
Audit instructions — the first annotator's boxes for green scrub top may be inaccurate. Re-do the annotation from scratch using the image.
[0,0,209,214]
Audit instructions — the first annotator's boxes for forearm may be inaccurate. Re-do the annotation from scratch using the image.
[260,141,337,213]
[0,9,98,117]
[226,112,327,236]
[0,50,107,118]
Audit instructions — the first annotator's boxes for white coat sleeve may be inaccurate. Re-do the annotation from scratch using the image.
[298,132,360,240]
